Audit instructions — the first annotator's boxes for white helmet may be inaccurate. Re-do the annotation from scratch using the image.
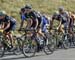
[0,10,6,16]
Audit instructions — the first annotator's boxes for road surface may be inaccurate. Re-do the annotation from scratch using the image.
[0,48,75,60]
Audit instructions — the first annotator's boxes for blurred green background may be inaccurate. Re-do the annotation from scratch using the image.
[0,0,75,28]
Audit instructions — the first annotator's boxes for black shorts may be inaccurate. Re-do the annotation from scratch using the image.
[31,19,37,28]
[5,24,16,32]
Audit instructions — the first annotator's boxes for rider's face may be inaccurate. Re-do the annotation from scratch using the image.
[25,9,31,13]
[0,16,5,19]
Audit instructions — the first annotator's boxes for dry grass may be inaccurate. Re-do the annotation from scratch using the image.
[0,0,75,26]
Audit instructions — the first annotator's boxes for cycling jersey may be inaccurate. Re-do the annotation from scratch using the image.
[34,11,42,27]
[58,11,69,24]
[24,11,37,28]
[41,16,49,27]
[21,11,42,28]
[9,17,16,30]
[21,11,42,27]
[0,15,16,32]
[52,13,60,21]
[41,16,49,32]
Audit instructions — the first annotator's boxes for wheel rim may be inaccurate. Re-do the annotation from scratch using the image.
[23,43,36,57]
[0,42,4,57]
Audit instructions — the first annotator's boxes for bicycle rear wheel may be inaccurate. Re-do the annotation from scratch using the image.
[62,34,69,49]
[43,33,55,55]
[13,36,22,55]
[0,39,5,57]
[43,39,54,55]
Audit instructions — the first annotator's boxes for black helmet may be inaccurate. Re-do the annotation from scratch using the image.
[25,4,32,9]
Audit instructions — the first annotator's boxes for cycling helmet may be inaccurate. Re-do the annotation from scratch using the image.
[58,6,64,11]
[0,10,6,16]
[53,11,59,16]
[25,4,32,9]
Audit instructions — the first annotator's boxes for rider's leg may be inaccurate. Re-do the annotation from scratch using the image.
[3,32,12,48]
[8,31,15,47]
[58,24,64,33]
[68,27,74,43]
[69,27,74,36]
[26,19,33,29]
[38,28,45,37]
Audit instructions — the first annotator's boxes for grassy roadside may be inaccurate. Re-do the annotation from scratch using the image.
[0,0,75,21]
[0,0,75,34]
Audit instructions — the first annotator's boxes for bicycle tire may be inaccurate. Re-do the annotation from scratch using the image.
[22,36,37,58]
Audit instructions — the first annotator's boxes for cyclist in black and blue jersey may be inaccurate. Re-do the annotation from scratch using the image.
[0,10,16,48]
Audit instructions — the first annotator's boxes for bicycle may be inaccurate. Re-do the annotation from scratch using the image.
[18,28,54,58]
[50,28,71,49]
[50,28,63,49]
[0,30,21,57]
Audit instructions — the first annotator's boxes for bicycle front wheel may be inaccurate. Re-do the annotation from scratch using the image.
[22,36,37,58]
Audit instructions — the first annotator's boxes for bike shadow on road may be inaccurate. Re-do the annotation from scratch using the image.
[0,53,48,60]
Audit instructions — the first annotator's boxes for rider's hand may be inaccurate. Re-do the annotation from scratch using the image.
[0,29,4,33]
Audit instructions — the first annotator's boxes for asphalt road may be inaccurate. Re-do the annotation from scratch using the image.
[0,48,75,60]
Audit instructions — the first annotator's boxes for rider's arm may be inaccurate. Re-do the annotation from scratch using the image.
[26,18,33,28]
[3,16,11,31]
[35,18,38,29]
[4,21,10,31]
[58,20,62,29]
[20,20,24,29]
[19,14,26,29]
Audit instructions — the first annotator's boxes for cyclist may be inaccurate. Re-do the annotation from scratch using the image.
[19,4,50,51]
[68,12,75,40]
[58,7,70,33]
[34,14,50,51]
[50,11,60,30]
[51,7,70,33]
[0,10,16,49]
[19,5,44,52]
[50,7,70,48]
[19,5,39,31]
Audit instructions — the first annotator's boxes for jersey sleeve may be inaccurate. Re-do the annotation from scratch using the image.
[5,16,11,23]
[31,11,37,19]
[42,17,47,25]
[21,14,26,21]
